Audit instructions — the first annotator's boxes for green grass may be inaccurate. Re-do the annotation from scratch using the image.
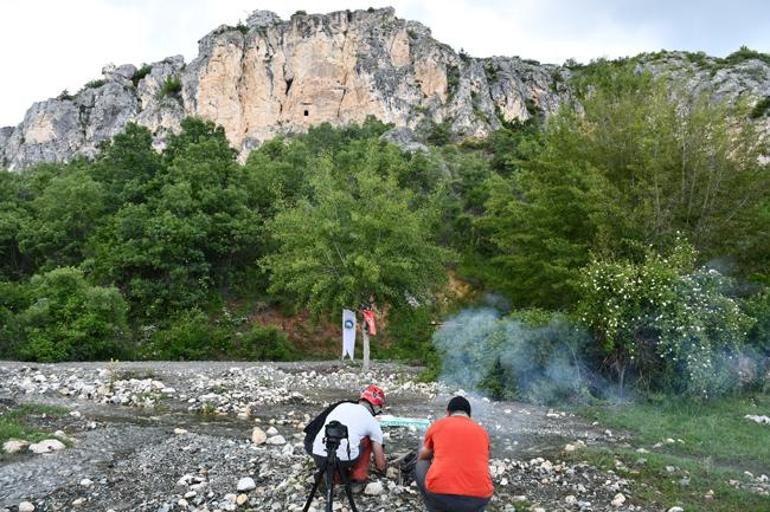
[0,403,69,446]
[572,393,770,511]
[158,77,182,99]
[567,447,770,511]
[578,394,770,471]
[750,97,770,119]
[132,64,152,87]
[85,79,106,89]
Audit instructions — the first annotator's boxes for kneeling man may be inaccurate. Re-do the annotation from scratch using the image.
[310,384,387,485]
[416,396,493,512]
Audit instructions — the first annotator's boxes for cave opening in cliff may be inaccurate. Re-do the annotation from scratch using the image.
[285,77,294,95]
[304,109,309,117]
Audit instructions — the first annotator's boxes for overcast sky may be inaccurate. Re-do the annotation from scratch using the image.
[1,0,768,127]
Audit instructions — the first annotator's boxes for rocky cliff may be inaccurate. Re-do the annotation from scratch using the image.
[1,7,769,170]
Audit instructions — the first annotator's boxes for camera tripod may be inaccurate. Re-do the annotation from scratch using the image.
[303,438,359,512]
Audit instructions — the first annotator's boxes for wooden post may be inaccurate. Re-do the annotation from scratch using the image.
[362,325,370,372]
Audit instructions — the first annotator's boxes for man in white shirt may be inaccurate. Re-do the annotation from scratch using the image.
[310,384,387,484]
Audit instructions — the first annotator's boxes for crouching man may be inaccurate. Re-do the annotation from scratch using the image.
[416,396,493,512]
[306,384,387,487]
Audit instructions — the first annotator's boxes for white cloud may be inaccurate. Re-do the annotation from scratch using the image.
[0,0,762,127]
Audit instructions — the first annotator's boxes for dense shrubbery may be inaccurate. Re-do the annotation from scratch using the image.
[138,310,296,361]
[441,63,768,400]
[0,117,453,363]
[577,240,755,398]
[481,66,768,309]
[9,267,129,362]
[0,62,766,403]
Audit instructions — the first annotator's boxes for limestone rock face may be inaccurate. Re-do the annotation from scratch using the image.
[1,8,769,170]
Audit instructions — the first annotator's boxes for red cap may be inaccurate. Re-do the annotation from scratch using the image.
[360,384,385,408]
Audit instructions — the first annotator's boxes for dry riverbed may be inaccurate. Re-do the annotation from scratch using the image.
[0,361,761,512]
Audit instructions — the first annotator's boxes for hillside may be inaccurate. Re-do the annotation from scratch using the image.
[2,7,769,170]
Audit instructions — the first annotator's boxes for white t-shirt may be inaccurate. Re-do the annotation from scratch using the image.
[312,402,384,461]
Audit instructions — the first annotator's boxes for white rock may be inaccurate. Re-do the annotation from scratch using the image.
[266,435,286,445]
[251,427,267,445]
[72,498,85,506]
[79,478,93,487]
[667,508,684,512]
[565,495,577,505]
[364,481,384,495]
[176,474,193,487]
[745,414,770,425]
[174,428,189,435]
[18,502,35,512]
[28,439,65,454]
[236,494,249,505]
[266,426,279,435]
[611,493,626,507]
[3,439,29,454]
[236,477,256,492]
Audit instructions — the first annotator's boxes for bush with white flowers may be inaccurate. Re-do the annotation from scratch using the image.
[577,238,755,398]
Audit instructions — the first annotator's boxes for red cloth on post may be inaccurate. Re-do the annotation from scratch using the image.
[362,309,377,336]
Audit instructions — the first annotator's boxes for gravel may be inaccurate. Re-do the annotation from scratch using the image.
[1,361,765,511]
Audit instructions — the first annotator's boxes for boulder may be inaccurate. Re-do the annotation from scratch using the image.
[28,439,65,454]
[3,439,29,454]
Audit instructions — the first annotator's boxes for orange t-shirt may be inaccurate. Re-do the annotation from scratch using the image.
[423,415,494,498]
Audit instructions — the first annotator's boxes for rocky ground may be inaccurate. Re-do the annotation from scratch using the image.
[0,361,750,512]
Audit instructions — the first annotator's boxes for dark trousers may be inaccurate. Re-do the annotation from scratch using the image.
[415,459,490,512]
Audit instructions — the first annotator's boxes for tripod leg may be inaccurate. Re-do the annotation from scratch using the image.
[302,462,326,512]
[337,461,360,512]
[325,460,334,512]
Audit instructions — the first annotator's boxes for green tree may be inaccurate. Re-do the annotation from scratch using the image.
[0,172,29,279]
[15,267,129,362]
[88,118,263,319]
[481,65,769,308]
[0,280,27,357]
[18,166,107,270]
[91,123,163,206]
[262,156,452,316]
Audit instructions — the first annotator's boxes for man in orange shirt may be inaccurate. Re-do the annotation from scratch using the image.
[416,396,493,512]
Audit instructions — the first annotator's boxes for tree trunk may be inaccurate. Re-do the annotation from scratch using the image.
[362,327,370,372]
